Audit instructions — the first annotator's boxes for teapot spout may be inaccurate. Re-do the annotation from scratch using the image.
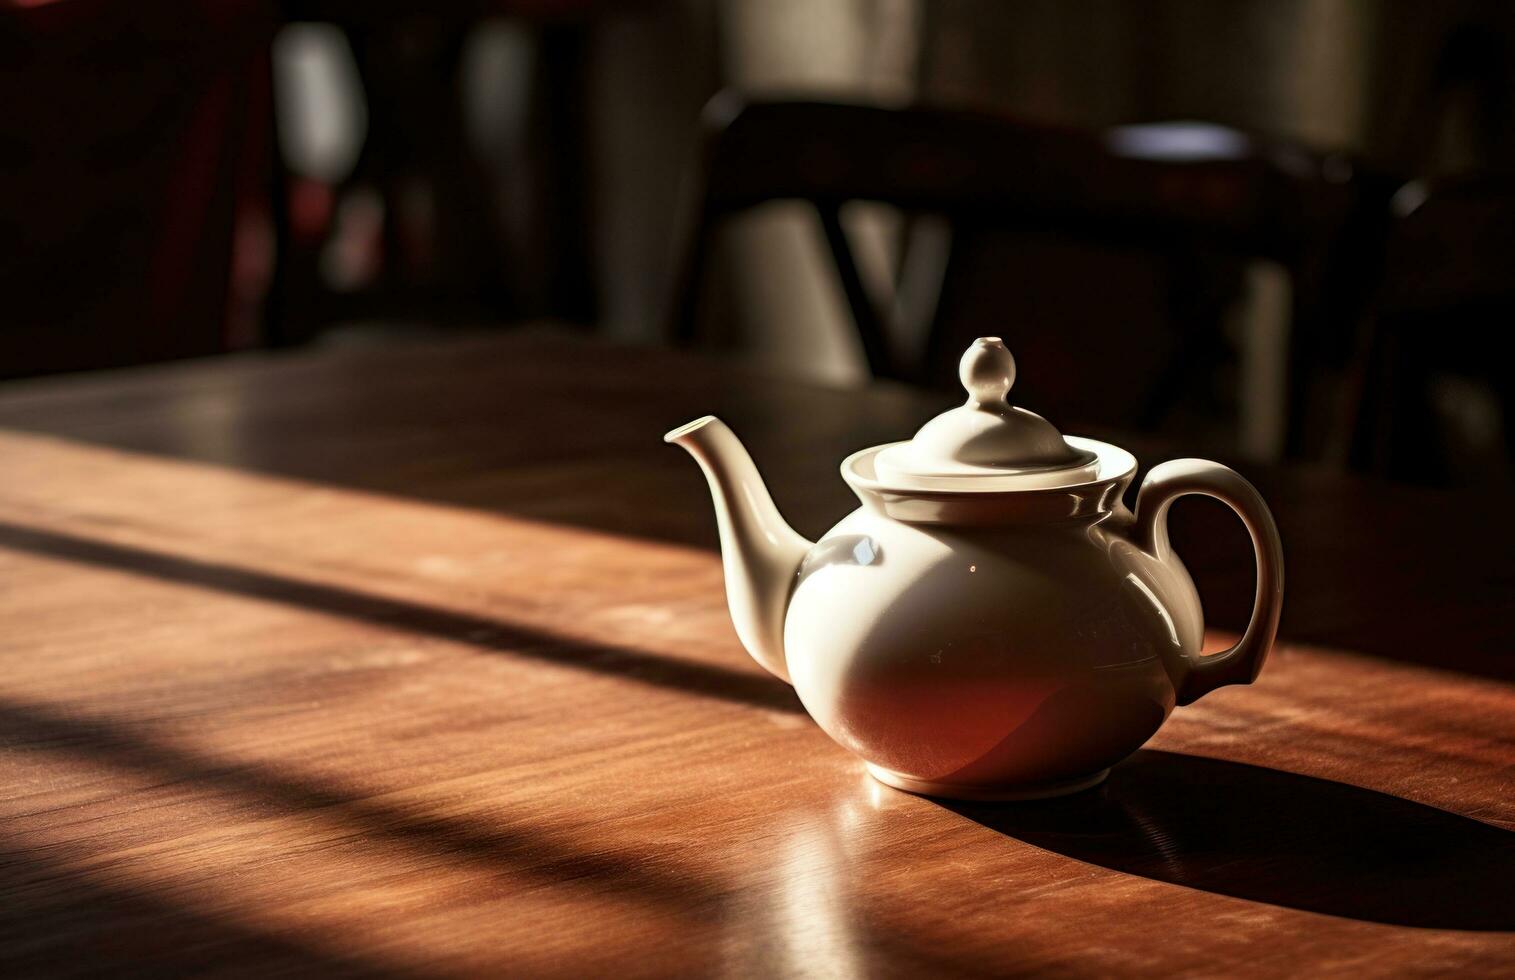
[665,417,812,683]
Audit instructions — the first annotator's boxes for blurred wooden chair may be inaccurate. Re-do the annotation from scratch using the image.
[671,96,1389,458]
[1341,174,1515,483]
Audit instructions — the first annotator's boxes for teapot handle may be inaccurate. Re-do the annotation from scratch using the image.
[1132,459,1284,706]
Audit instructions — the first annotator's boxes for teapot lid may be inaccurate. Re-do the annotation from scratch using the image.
[873,337,1100,491]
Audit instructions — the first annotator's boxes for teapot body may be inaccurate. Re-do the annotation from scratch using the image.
[784,502,1203,799]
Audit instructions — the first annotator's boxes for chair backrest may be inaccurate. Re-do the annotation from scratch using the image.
[698,99,1347,252]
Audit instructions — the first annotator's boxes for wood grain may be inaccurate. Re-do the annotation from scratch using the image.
[1,332,1512,977]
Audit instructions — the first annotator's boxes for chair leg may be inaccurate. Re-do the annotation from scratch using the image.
[919,222,968,388]
[892,212,954,380]
[668,211,712,347]
[818,203,895,379]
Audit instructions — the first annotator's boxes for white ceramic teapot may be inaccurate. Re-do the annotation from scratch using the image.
[666,337,1283,800]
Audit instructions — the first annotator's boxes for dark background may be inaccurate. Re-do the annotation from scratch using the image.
[3,0,1513,486]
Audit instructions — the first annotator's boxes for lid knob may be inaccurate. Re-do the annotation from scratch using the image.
[961,337,1016,406]
[869,336,1101,490]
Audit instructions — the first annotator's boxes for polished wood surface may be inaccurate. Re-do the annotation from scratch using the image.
[1,333,1512,976]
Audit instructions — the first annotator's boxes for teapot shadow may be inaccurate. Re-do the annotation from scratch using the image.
[942,749,1515,931]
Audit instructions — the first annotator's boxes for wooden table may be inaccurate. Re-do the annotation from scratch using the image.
[1,332,1512,977]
